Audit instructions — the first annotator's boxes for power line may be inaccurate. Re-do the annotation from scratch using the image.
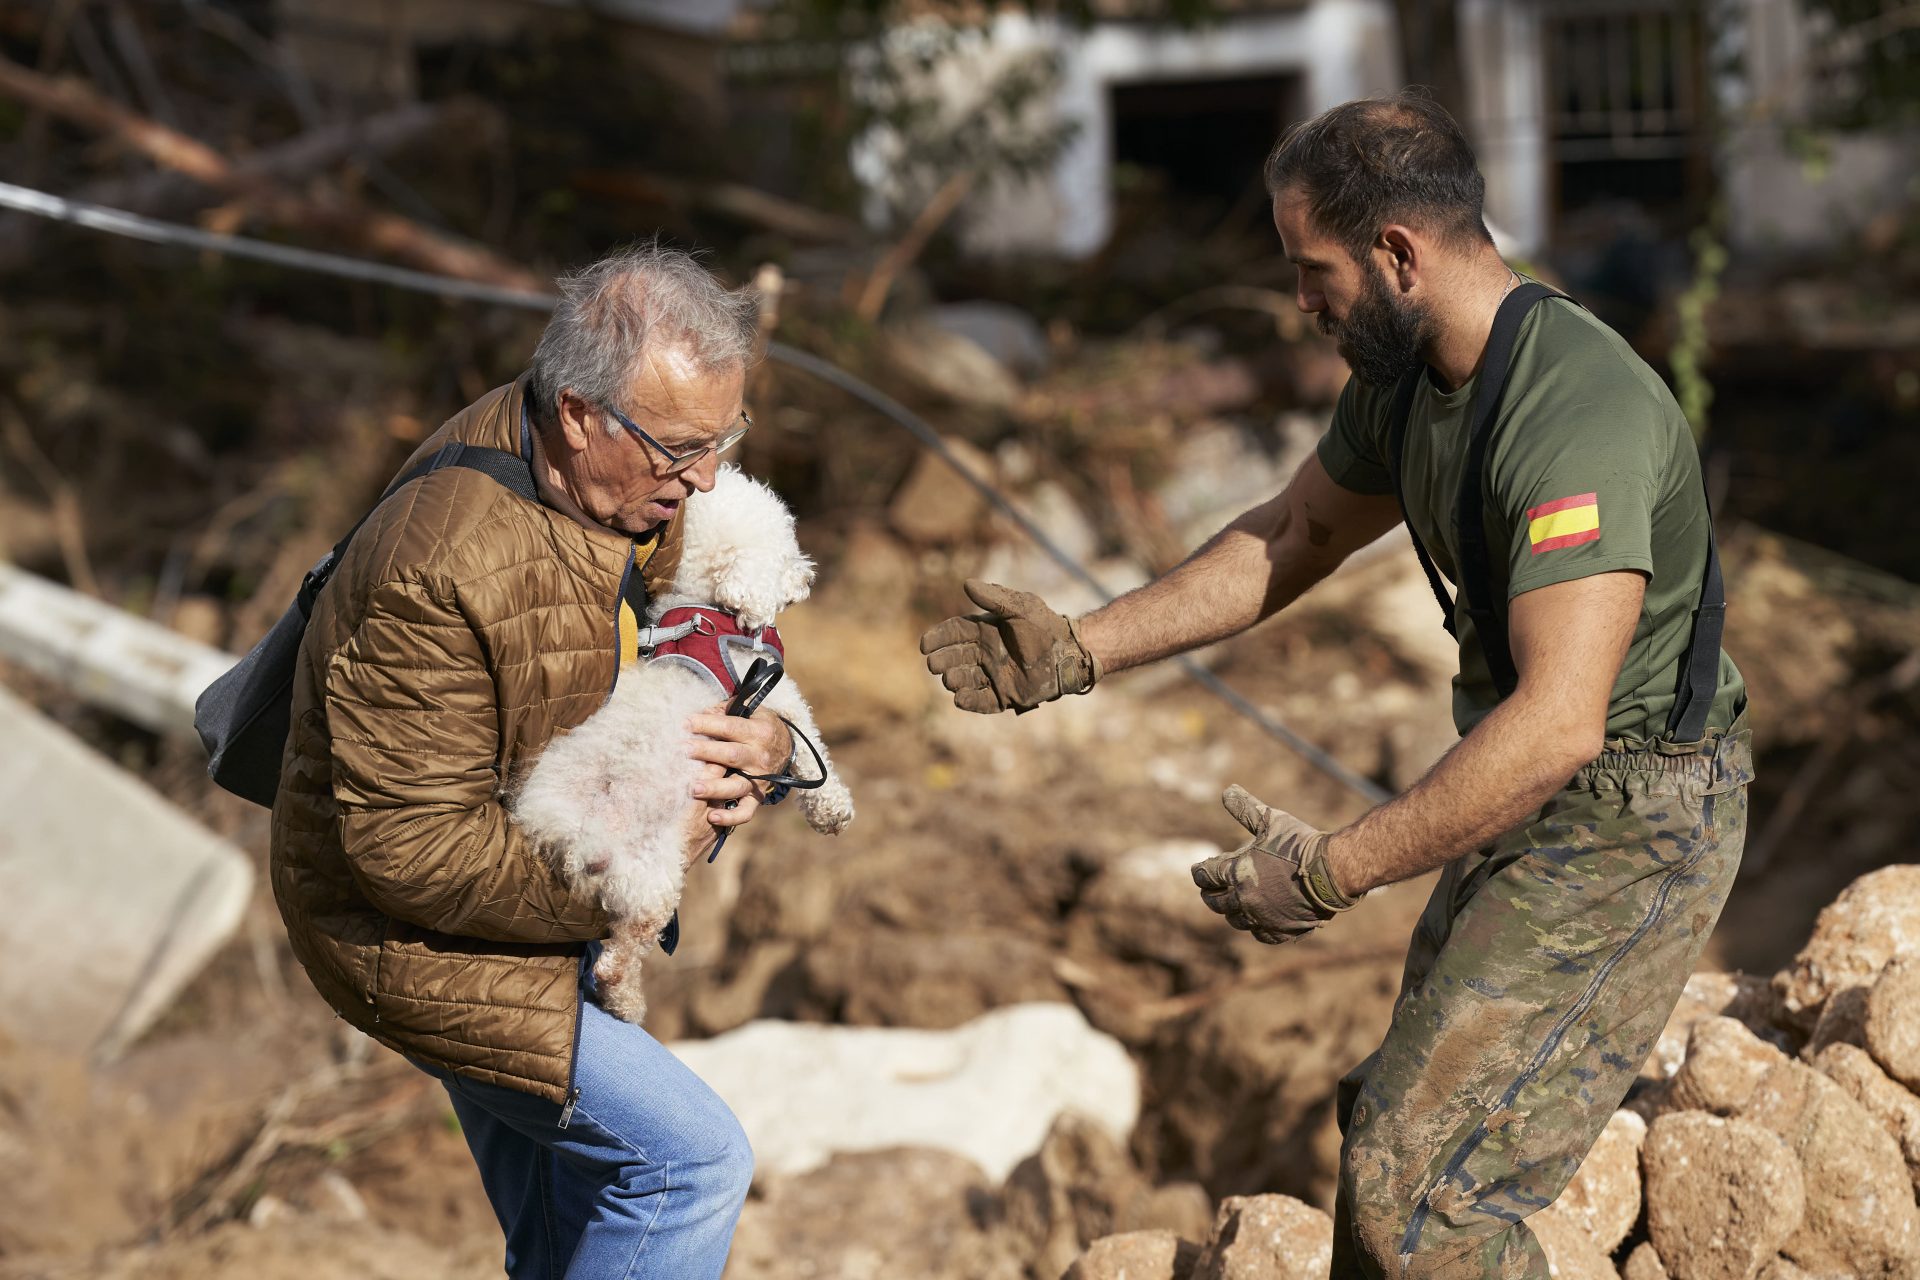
[0,178,1390,805]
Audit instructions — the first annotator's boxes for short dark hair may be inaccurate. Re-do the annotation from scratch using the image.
[1264,90,1493,260]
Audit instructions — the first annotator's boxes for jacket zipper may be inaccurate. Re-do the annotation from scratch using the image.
[559,964,585,1128]
[564,543,635,1129]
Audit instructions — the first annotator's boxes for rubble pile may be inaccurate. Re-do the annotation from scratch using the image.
[1066,865,1920,1280]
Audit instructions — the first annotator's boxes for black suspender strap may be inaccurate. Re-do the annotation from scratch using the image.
[1386,282,1729,741]
[1455,282,1563,695]
[1385,369,1461,640]
[1385,283,1563,695]
[1666,501,1725,742]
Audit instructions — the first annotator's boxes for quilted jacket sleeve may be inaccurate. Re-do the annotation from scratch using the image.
[323,573,609,943]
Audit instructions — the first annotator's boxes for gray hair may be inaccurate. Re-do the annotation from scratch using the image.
[526,242,761,435]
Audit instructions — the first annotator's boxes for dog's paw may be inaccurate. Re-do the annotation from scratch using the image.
[800,779,855,835]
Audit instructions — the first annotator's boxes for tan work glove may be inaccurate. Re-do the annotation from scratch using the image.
[1191,785,1358,944]
[918,579,1102,714]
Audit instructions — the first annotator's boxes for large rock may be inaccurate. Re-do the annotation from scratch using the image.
[1553,1108,1647,1253]
[1644,1112,1804,1280]
[1666,1017,1795,1116]
[1646,970,1788,1086]
[1800,982,1869,1058]
[0,684,252,1058]
[883,316,1023,410]
[1188,1195,1332,1280]
[1865,956,1920,1091]
[1773,866,1920,1032]
[1528,1205,1620,1280]
[667,1003,1138,1182]
[1003,1113,1214,1278]
[1741,1060,1920,1276]
[1814,1042,1920,1189]
[887,437,995,546]
[1623,1241,1670,1280]
[726,1147,1025,1280]
[1002,1114,1147,1280]
[1063,1230,1200,1280]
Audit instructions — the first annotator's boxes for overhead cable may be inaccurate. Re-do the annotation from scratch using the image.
[0,178,1390,805]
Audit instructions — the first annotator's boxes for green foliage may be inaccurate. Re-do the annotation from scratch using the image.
[1671,211,1729,441]
[1796,0,1920,130]
[853,22,1079,217]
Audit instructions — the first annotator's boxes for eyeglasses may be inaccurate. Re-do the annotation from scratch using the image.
[603,404,751,475]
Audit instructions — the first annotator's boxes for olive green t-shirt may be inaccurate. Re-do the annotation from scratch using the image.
[1316,295,1745,741]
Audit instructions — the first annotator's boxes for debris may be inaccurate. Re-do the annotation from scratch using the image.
[1864,956,1920,1091]
[0,562,236,738]
[887,436,996,545]
[1741,1060,1920,1276]
[1811,1042,1920,1191]
[1666,1017,1795,1117]
[1187,1194,1332,1280]
[1772,865,1920,1031]
[665,1002,1139,1182]
[1551,1107,1646,1254]
[1063,1230,1200,1280]
[1643,1112,1805,1280]
[0,683,251,1058]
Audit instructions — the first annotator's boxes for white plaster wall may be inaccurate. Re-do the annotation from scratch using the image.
[1457,0,1548,257]
[874,4,1400,259]
[1719,0,1918,253]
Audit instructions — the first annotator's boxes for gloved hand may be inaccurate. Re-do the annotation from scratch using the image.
[918,579,1102,714]
[1192,785,1358,944]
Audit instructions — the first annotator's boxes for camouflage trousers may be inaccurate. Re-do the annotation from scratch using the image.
[1332,720,1753,1278]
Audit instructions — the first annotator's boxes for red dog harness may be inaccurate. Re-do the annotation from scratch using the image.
[637,605,785,697]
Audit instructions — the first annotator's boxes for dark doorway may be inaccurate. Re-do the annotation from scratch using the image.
[1110,73,1303,225]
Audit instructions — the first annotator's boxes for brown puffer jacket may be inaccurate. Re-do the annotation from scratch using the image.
[270,376,681,1103]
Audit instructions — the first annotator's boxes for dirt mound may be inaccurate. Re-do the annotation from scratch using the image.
[1070,864,1920,1278]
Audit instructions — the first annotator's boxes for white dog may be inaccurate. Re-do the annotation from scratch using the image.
[510,465,853,1023]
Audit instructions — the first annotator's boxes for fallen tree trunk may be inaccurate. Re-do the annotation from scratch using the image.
[0,52,541,291]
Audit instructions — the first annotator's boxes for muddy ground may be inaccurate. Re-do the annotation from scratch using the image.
[2,511,1916,1279]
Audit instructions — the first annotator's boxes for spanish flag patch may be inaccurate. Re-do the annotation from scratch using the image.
[1527,493,1601,554]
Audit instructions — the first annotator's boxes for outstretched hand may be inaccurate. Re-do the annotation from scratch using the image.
[1190,785,1357,945]
[918,579,1101,714]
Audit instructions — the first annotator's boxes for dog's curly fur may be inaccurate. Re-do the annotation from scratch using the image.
[510,466,852,1024]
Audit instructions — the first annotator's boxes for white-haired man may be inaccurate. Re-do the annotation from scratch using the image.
[271,245,787,1279]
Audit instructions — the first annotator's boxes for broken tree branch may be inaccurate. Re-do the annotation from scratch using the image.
[0,52,542,292]
[853,169,975,323]
[572,168,865,245]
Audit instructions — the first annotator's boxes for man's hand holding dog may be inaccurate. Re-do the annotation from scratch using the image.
[685,706,792,829]
[1191,785,1360,944]
[919,580,1101,714]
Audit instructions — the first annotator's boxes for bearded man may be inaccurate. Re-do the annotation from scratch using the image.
[920,92,1750,1276]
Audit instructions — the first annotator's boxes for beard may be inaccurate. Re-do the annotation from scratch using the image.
[1317,262,1433,388]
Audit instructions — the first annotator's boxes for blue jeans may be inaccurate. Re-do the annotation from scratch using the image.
[417,957,753,1279]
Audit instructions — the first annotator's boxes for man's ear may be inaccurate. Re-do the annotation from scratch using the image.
[1379,223,1420,292]
[554,390,596,455]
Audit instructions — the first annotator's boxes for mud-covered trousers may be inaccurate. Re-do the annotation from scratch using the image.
[1332,720,1753,1278]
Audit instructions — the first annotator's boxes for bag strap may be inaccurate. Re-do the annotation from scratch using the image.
[297,441,538,613]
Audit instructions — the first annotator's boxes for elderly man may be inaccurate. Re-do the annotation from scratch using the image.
[921,94,1750,1275]
[271,245,787,1279]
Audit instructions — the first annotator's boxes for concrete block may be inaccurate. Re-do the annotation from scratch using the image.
[0,683,252,1057]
